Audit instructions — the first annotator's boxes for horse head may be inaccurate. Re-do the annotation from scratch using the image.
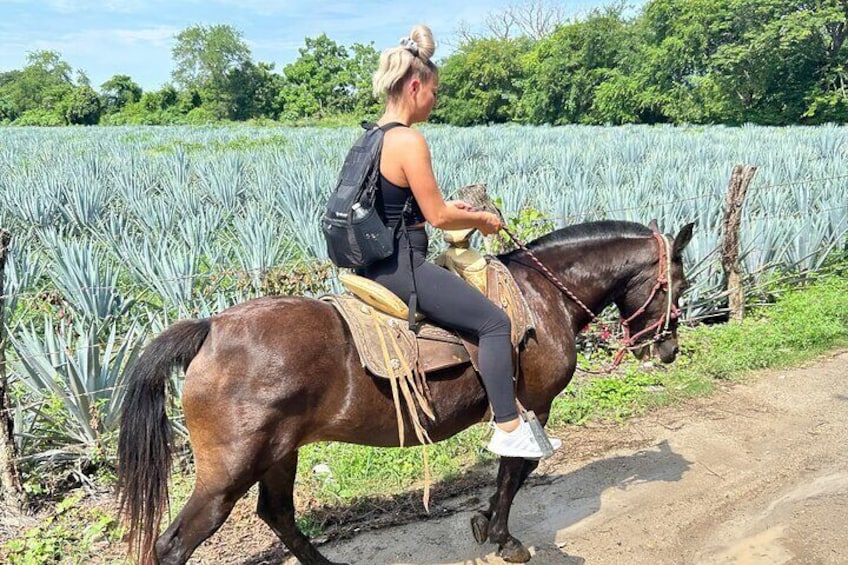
[613,221,695,364]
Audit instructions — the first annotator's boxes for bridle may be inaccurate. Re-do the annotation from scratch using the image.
[502,227,679,368]
[612,231,679,366]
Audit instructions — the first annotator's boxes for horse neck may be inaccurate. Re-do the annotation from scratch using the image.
[509,237,652,333]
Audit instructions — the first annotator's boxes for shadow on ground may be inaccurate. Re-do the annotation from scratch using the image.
[240,440,691,565]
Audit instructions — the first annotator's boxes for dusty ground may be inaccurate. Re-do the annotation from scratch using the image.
[173,348,848,565]
[7,349,843,564]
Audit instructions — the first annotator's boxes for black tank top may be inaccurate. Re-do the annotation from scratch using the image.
[377,122,426,227]
[378,173,426,226]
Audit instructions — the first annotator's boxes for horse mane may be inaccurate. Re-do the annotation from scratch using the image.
[515,220,653,255]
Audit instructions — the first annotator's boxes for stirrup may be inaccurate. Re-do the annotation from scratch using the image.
[523,410,554,458]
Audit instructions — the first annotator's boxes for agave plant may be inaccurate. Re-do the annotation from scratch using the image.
[46,237,133,324]
[1,123,846,329]
[229,207,297,292]
[9,317,146,454]
[2,244,44,327]
[197,153,247,209]
[110,235,200,317]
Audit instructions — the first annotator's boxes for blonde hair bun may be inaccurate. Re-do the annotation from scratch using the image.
[373,24,438,99]
[407,24,436,61]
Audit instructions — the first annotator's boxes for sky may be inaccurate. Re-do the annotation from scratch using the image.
[0,0,641,91]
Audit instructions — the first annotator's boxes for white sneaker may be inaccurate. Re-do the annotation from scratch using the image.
[487,419,560,459]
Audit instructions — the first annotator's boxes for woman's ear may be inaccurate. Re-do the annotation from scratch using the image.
[409,78,421,95]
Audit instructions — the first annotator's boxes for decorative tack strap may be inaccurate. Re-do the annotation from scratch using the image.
[371,309,405,446]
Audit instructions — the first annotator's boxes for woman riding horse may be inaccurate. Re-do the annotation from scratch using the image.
[354,24,559,459]
[116,24,696,565]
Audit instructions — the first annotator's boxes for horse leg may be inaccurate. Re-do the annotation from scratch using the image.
[153,471,255,565]
[471,457,540,545]
[154,420,271,565]
[472,457,538,562]
[257,450,346,565]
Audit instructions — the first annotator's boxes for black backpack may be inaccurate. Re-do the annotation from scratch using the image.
[322,121,408,269]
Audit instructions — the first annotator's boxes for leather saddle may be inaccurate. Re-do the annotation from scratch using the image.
[321,228,535,381]
[321,228,535,446]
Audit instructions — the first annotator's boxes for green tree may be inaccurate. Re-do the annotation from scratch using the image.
[706,1,830,124]
[433,38,530,125]
[518,6,635,124]
[804,0,848,122]
[0,95,16,122]
[0,50,73,118]
[62,85,102,124]
[279,34,352,119]
[631,0,848,125]
[347,42,380,116]
[224,61,283,120]
[0,71,22,121]
[100,74,142,113]
[171,24,253,119]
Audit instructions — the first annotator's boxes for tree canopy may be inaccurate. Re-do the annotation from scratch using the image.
[1,0,846,126]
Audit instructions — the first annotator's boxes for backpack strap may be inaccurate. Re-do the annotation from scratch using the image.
[360,120,417,330]
[360,120,408,132]
[400,200,420,332]
[380,121,408,132]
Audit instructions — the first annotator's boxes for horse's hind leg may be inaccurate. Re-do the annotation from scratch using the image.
[154,463,256,565]
[257,450,346,565]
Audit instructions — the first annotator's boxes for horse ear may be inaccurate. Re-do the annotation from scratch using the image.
[672,222,695,259]
[648,219,659,233]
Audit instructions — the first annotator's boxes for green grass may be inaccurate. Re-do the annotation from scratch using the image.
[294,424,495,504]
[549,268,848,428]
[1,493,122,565]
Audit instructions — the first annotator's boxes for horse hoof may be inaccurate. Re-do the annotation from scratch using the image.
[470,512,490,544]
[497,537,532,563]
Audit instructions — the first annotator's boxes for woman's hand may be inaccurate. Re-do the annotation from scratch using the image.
[477,212,503,236]
[446,200,475,212]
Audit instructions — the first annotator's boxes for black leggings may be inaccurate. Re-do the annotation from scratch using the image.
[359,228,517,423]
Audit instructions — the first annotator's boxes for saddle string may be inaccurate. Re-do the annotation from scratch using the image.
[371,308,433,511]
[371,309,406,445]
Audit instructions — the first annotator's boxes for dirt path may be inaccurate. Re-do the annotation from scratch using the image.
[266,349,847,565]
[176,350,847,564]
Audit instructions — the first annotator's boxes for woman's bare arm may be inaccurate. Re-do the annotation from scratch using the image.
[384,129,500,233]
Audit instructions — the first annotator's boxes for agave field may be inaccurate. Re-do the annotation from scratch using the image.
[0,124,846,468]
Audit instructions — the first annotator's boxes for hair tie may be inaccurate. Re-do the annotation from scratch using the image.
[399,36,419,57]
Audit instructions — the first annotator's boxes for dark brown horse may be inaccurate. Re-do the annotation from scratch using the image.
[117,220,694,564]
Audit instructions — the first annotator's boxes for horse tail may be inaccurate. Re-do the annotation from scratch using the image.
[117,318,211,564]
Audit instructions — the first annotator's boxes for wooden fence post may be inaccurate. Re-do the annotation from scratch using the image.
[721,165,757,322]
[0,229,25,513]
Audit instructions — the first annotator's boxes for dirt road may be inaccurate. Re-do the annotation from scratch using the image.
[273,350,847,565]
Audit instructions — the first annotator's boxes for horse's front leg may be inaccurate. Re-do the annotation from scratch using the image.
[473,456,538,562]
[471,457,539,544]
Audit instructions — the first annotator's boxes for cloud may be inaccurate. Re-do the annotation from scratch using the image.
[107,26,180,46]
